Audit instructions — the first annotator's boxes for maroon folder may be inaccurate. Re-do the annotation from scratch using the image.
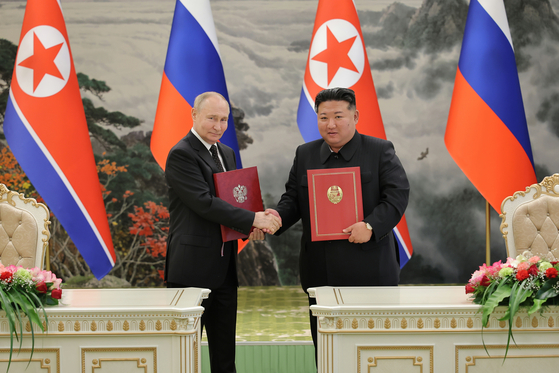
[307,167,363,241]
[213,166,264,242]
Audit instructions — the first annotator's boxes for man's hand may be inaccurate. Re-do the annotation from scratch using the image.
[253,211,282,234]
[248,228,265,241]
[343,222,372,244]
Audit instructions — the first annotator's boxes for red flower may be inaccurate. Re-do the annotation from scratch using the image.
[36,281,48,294]
[546,268,558,279]
[0,271,13,283]
[480,275,491,287]
[465,284,475,294]
[51,289,62,299]
[516,270,529,281]
[528,264,539,276]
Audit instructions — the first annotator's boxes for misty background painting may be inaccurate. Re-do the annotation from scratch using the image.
[2,0,559,286]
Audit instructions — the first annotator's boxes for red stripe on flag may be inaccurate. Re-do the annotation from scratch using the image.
[445,68,536,213]
[151,72,194,170]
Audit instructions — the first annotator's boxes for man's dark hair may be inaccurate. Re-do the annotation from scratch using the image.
[314,87,356,113]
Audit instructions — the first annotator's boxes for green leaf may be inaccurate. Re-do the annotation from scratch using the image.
[535,278,559,300]
[481,283,513,326]
[528,298,547,315]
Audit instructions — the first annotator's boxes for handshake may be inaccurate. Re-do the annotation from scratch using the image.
[251,209,281,240]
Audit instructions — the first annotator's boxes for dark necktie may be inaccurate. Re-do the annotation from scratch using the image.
[210,144,225,172]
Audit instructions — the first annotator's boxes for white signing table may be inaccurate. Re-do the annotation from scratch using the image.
[309,286,559,373]
[0,288,210,373]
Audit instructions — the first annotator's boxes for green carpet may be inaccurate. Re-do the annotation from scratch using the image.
[201,286,316,373]
[236,286,312,342]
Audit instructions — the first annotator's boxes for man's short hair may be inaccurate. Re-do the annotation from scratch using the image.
[314,87,356,113]
[193,91,228,111]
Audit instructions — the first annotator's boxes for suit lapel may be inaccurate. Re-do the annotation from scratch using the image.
[187,132,221,173]
[217,143,236,171]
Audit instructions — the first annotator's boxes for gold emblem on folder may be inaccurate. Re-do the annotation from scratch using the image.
[327,185,343,204]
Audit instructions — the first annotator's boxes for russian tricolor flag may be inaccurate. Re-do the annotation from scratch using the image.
[446,0,537,214]
[298,0,413,267]
[3,0,116,279]
[151,0,242,170]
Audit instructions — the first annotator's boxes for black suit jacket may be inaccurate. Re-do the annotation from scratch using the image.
[275,131,409,291]
[164,131,255,289]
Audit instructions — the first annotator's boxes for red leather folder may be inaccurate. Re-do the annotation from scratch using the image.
[213,166,264,242]
[307,167,363,241]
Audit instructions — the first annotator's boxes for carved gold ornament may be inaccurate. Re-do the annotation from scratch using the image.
[384,318,391,329]
[549,316,554,328]
[401,318,407,329]
[352,318,358,329]
[74,321,80,332]
[107,320,113,331]
[91,321,97,332]
[327,185,343,204]
[123,320,130,331]
[417,318,424,329]
[140,320,146,331]
[368,318,374,329]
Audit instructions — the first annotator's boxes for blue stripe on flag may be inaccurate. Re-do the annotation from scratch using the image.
[296,88,320,142]
[396,236,410,269]
[4,97,114,278]
[458,0,533,166]
[164,0,241,167]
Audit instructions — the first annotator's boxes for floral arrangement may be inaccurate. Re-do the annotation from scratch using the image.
[466,254,559,356]
[0,264,62,371]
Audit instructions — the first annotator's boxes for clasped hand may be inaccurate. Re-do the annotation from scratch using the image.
[250,209,281,240]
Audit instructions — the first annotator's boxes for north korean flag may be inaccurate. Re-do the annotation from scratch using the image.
[297,0,413,267]
[3,0,116,279]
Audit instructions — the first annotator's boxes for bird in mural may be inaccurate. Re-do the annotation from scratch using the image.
[417,147,429,160]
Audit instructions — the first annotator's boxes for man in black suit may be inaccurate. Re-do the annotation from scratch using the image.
[262,87,409,350]
[164,91,281,373]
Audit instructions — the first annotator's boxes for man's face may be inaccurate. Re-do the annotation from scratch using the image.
[192,95,229,145]
[317,100,358,152]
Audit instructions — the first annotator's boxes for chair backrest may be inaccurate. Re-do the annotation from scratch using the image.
[0,184,50,268]
[500,174,559,260]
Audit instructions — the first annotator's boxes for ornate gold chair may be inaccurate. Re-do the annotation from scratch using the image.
[500,174,559,260]
[0,184,50,268]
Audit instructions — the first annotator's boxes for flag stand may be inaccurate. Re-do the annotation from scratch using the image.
[486,201,491,265]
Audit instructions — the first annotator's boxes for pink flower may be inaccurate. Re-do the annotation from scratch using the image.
[518,262,531,272]
[529,256,540,264]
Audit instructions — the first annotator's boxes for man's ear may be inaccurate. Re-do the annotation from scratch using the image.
[354,109,360,124]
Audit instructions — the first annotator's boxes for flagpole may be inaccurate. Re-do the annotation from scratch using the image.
[486,201,491,265]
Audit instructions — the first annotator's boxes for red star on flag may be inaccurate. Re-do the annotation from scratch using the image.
[312,25,359,86]
[18,32,64,92]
